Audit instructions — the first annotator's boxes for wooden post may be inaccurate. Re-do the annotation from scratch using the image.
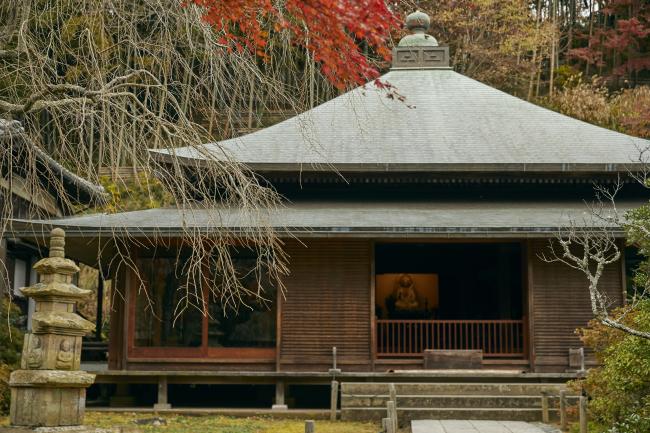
[559,390,567,431]
[329,346,341,375]
[153,376,171,410]
[541,392,549,423]
[389,384,398,432]
[381,418,390,433]
[330,380,339,421]
[579,395,588,433]
[305,420,315,433]
[387,400,397,433]
[96,271,104,341]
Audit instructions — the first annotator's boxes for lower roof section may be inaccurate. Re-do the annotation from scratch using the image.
[10,200,637,239]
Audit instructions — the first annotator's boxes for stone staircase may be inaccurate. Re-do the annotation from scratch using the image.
[341,382,577,423]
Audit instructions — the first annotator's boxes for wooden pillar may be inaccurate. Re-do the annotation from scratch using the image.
[388,384,398,432]
[388,383,399,432]
[389,383,397,405]
[330,380,339,421]
[559,390,567,431]
[304,420,315,433]
[95,270,104,341]
[579,395,588,433]
[525,240,536,371]
[272,380,288,410]
[386,400,397,433]
[153,376,171,410]
[541,392,549,423]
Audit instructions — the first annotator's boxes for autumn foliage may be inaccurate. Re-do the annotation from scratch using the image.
[190,0,400,89]
[570,0,650,78]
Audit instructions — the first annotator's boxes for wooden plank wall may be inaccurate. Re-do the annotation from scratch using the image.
[529,239,624,372]
[279,239,372,371]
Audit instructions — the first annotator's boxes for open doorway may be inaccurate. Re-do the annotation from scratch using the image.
[374,242,525,358]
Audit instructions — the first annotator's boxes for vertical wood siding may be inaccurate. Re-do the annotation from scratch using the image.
[529,239,623,372]
[279,239,372,370]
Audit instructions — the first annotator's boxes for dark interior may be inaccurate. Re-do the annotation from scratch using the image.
[375,242,524,320]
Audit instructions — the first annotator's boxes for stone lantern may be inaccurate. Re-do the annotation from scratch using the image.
[9,228,95,427]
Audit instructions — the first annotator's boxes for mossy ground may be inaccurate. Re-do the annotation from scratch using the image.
[0,412,379,433]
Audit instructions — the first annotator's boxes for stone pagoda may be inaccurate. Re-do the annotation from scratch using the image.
[9,228,95,427]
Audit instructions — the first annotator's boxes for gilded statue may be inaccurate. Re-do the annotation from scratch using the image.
[55,339,74,370]
[394,273,419,310]
[26,335,43,369]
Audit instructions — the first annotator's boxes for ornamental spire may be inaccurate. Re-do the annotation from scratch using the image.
[392,11,450,69]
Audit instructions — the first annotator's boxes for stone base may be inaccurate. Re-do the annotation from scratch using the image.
[10,387,87,427]
[271,404,288,410]
[152,403,171,410]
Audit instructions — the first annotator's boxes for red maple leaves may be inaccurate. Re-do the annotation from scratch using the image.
[570,0,650,76]
[189,0,399,89]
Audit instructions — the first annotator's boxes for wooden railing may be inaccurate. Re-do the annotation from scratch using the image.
[376,319,526,358]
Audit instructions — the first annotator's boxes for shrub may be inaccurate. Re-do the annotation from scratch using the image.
[543,77,650,140]
[0,298,24,415]
[573,300,650,433]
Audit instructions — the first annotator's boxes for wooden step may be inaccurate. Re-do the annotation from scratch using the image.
[341,382,568,396]
[341,407,558,423]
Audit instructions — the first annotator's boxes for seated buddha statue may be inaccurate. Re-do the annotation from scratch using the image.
[394,273,419,310]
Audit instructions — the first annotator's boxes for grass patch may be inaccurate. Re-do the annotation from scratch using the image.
[2,413,379,433]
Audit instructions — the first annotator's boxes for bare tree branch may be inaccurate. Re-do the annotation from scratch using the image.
[541,184,650,340]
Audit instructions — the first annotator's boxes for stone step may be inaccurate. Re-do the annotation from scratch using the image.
[342,394,579,409]
[341,382,568,396]
[341,407,560,423]
[411,420,552,433]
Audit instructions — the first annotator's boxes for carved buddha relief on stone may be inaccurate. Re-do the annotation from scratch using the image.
[55,339,74,370]
[26,335,43,369]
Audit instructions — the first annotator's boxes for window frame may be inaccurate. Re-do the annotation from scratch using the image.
[126,245,277,363]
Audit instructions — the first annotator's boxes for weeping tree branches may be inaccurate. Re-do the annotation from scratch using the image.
[541,180,650,340]
[0,0,362,319]
[0,70,166,115]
